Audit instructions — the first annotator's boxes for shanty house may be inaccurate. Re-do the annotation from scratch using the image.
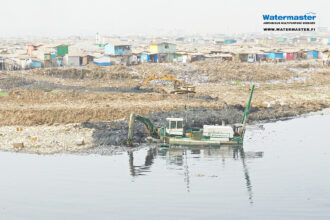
[186,53,205,63]
[174,51,190,63]
[104,44,132,55]
[284,51,298,61]
[27,44,42,56]
[55,45,69,57]
[1,58,21,70]
[305,50,318,59]
[238,53,248,62]
[256,53,267,61]
[265,52,284,61]
[42,51,57,67]
[32,45,55,60]
[63,54,81,66]
[140,53,158,63]
[150,42,176,54]
[238,52,256,63]
[149,42,176,63]
[81,55,94,66]
[223,39,237,44]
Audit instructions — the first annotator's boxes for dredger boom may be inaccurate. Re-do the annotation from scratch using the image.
[240,84,255,138]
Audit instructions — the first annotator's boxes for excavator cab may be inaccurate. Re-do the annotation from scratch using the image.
[173,80,181,90]
[144,74,196,94]
[166,118,184,136]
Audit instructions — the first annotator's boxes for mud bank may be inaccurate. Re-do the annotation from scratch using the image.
[82,104,327,148]
[0,105,328,154]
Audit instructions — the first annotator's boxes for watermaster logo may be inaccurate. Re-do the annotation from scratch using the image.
[262,12,317,32]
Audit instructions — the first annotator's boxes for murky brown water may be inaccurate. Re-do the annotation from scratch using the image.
[0,114,329,219]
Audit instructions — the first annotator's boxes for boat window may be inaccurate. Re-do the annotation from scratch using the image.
[170,121,176,129]
[177,121,183,129]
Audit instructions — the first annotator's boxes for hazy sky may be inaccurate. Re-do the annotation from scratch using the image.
[0,0,329,36]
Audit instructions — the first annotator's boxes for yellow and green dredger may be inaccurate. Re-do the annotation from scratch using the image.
[127,85,255,147]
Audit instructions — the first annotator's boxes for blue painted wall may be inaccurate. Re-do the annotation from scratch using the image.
[104,44,115,55]
[30,61,42,68]
[104,44,131,55]
[275,53,284,59]
[266,52,275,59]
[94,62,111,66]
[306,50,318,59]
[266,52,283,59]
[140,54,150,63]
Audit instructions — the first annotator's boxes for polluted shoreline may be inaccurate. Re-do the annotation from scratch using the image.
[0,105,328,155]
[0,60,328,154]
[80,105,328,154]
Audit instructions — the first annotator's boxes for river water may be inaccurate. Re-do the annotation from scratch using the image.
[0,114,329,219]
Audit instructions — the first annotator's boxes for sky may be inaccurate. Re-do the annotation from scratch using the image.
[0,0,329,37]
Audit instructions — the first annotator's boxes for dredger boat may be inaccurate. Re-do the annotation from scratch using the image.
[127,85,255,147]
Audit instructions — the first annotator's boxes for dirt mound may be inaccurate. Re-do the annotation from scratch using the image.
[27,65,140,80]
[6,60,304,88]
[190,60,297,82]
[0,76,153,93]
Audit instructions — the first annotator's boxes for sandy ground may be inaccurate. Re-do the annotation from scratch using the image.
[0,60,329,154]
[0,124,94,154]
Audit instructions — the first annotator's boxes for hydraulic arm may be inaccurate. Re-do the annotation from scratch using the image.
[127,113,159,146]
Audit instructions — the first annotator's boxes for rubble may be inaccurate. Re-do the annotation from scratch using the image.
[0,124,94,154]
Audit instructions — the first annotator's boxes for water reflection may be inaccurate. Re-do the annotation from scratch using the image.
[128,146,263,203]
[239,147,253,204]
[128,148,157,176]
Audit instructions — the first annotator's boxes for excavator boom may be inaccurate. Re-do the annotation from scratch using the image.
[143,74,177,84]
[127,113,159,146]
[144,74,196,94]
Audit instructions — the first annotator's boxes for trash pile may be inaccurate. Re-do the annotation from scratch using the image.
[26,65,140,80]
[9,60,317,88]
[0,77,153,93]
[190,60,297,82]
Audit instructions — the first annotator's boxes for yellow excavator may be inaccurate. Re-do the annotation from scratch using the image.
[143,74,196,94]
